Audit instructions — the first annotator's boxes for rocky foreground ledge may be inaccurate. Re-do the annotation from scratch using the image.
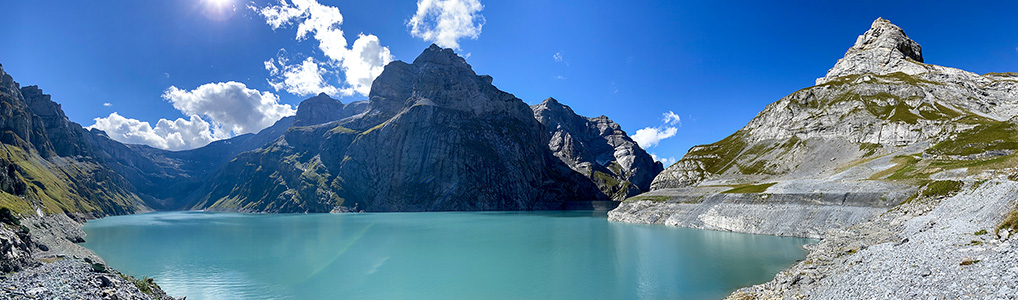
[1,213,178,300]
[724,178,1018,299]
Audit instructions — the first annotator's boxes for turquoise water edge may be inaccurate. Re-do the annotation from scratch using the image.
[82,211,813,300]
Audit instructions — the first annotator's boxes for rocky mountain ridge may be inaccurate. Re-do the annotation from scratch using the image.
[0,44,660,215]
[613,18,1018,244]
[532,97,662,200]
[650,18,1018,192]
[192,45,649,212]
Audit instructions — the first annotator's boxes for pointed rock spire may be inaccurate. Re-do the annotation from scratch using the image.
[816,18,927,85]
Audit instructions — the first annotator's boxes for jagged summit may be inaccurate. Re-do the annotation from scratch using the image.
[533,97,573,114]
[817,18,926,85]
[412,44,471,69]
[531,97,662,199]
[293,93,358,127]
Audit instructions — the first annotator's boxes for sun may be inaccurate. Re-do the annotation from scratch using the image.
[206,0,231,8]
[201,0,235,21]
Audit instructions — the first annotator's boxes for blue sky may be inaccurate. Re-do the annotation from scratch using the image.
[1,1,1017,162]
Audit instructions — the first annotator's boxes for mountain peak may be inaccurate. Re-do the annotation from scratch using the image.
[532,97,576,117]
[294,93,346,126]
[816,18,926,85]
[854,18,923,61]
[412,44,470,68]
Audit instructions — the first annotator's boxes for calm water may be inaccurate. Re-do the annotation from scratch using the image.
[82,211,813,300]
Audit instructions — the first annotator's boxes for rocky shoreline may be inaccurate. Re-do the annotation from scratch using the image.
[720,177,1018,299]
[1,212,179,300]
[608,191,891,239]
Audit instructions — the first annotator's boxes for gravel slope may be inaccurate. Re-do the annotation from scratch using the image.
[728,178,1018,299]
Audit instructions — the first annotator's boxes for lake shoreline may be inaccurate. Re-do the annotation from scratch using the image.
[0,212,178,299]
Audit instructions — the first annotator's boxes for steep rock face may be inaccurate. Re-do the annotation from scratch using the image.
[192,93,394,212]
[0,64,148,216]
[652,18,1018,190]
[817,18,924,85]
[293,93,368,127]
[195,45,609,212]
[532,98,662,199]
[338,45,569,211]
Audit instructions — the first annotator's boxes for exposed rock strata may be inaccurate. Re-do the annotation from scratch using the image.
[728,178,1018,299]
[651,18,1018,192]
[191,45,649,212]
[608,191,894,239]
[532,97,662,200]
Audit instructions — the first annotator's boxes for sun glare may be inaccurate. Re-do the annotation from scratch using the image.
[201,0,235,21]
[207,0,231,7]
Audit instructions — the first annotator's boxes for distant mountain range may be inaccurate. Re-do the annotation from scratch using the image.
[0,44,661,215]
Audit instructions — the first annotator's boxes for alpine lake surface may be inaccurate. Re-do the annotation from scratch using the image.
[81,211,814,300]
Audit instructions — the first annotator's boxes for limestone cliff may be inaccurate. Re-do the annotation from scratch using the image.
[532,97,662,200]
[616,18,1018,238]
[652,18,1018,191]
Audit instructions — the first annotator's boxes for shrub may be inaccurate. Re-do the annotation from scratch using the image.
[998,209,1018,234]
[0,207,20,226]
[920,180,963,198]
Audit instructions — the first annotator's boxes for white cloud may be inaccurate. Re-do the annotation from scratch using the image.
[632,126,677,148]
[553,75,566,80]
[407,0,485,49]
[663,111,681,126]
[650,153,676,166]
[89,112,216,151]
[88,82,295,151]
[633,111,682,149]
[162,81,296,136]
[265,56,339,96]
[251,0,393,97]
[553,51,563,62]
[339,34,394,96]
[102,102,113,107]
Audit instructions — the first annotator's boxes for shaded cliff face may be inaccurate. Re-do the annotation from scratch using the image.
[532,98,662,199]
[651,18,1018,191]
[195,45,610,212]
[0,64,147,216]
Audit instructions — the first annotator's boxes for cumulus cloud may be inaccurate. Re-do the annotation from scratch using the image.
[88,82,295,151]
[102,102,112,107]
[89,112,216,151]
[339,34,394,96]
[162,81,296,136]
[632,111,681,149]
[407,0,485,49]
[251,0,393,97]
[632,126,677,149]
[265,56,339,96]
[650,153,677,166]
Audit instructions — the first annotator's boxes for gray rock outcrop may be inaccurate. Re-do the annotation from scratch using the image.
[192,45,619,212]
[532,97,662,199]
[624,18,1018,244]
[816,17,924,85]
[651,18,1018,191]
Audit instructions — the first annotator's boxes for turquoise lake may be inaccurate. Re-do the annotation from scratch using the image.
[81,211,813,300]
